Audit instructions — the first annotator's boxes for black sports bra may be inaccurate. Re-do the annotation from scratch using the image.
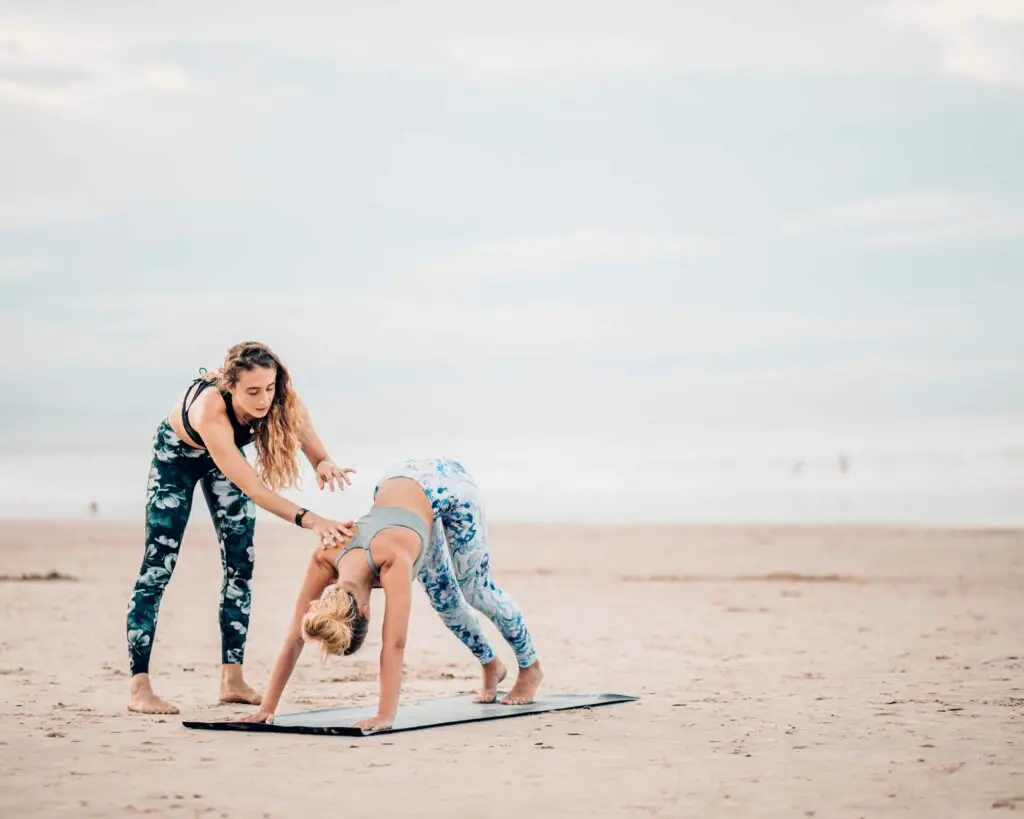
[181,374,255,450]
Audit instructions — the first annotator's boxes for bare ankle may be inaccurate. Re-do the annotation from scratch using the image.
[130,673,153,693]
[499,661,543,704]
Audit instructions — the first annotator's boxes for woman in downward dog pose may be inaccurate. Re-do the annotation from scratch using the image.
[126,341,356,715]
[243,457,542,732]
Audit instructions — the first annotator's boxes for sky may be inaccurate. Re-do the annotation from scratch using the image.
[1,1,1023,521]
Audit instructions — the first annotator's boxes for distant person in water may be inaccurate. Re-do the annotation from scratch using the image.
[126,341,356,716]
[240,457,543,733]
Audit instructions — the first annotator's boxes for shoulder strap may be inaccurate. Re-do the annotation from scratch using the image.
[181,369,213,447]
[333,542,382,583]
[183,369,211,415]
[365,547,381,582]
[334,544,355,574]
[220,389,241,427]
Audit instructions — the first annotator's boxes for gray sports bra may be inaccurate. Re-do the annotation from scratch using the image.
[333,506,430,587]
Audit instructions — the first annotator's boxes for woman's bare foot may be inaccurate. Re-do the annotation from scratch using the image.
[474,657,507,703]
[500,661,543,705]
[128,673,179,715]
[219,664,263,705]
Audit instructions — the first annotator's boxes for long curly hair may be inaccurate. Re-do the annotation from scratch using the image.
[213,341,303,490]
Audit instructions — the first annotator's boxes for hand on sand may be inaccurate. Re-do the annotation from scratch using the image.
[237,710,274,724]
[352,714,393,733]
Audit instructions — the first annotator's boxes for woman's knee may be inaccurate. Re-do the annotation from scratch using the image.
[459,577,500,614]
[231,559,255,582]
[228,544,256,579]
[424,582,472,619]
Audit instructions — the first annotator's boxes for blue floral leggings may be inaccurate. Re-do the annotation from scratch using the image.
[376,458,538,668]
[126,420,255,675]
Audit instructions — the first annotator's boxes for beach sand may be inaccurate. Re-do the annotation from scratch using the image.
[0,519,1022,818]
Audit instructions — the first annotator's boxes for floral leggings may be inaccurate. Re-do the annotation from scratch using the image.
[126,420,255,675]
[376,458,538,668]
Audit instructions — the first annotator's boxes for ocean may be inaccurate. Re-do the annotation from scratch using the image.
[1,418,1021,526]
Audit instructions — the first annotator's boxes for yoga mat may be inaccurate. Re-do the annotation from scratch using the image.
[183,692,637,736]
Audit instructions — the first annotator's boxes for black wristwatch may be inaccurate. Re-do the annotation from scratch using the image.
[295,508,310,527]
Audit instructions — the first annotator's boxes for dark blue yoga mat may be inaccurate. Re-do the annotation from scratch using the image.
[183,692,637,737]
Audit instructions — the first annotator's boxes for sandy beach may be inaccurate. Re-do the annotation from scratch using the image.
[0,519,1021,818]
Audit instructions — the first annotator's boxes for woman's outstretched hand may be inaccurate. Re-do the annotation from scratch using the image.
[316,461,356,492]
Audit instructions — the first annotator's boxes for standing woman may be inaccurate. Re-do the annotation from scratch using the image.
[127,341,356,715]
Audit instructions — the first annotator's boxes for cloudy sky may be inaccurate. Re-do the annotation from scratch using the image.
[1,1,1023,519]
